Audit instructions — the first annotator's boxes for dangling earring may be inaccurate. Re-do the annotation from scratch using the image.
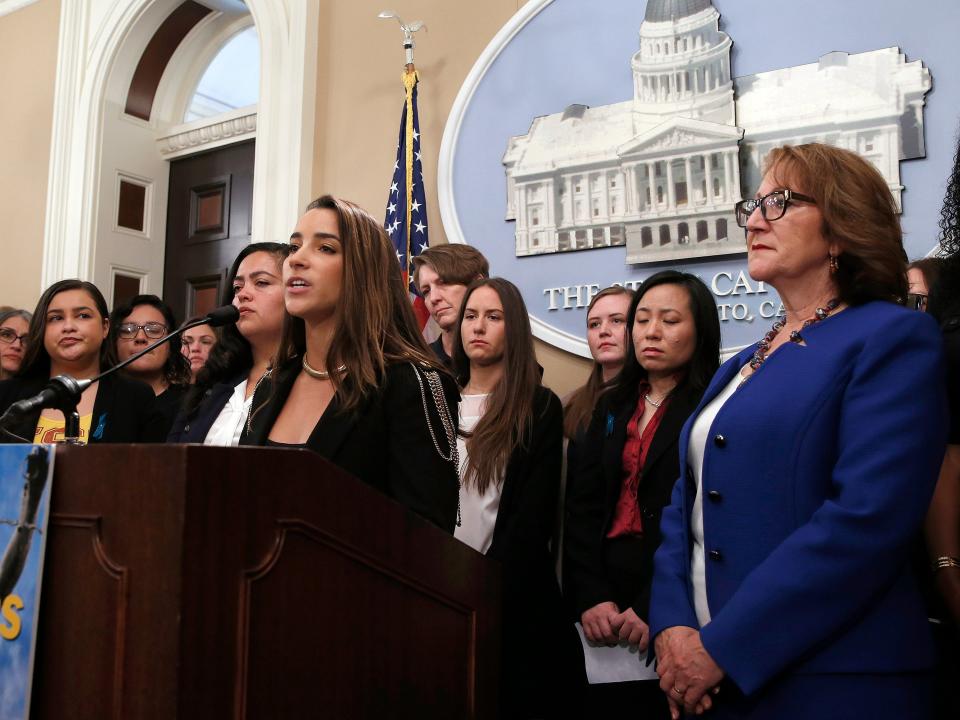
[828,254,839,274]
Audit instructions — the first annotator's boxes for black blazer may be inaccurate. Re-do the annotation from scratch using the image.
[241,358,460,532]
[563,383,703,621]
[154,383,188,438]
[484,386,583,717]
[166,372,246,443]
[0,373,166,444]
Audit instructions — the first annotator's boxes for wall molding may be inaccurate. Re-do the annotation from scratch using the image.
[156,106,256,159]
[0,0,39,19]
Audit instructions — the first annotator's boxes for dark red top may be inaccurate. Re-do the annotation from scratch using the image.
[606,386,670,539]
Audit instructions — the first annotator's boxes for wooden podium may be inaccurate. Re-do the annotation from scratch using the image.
[31,445,500,719]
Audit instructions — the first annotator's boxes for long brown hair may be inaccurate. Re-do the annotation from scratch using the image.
[764,143,907,304]
[274,195,444,411]
[452,278,541,493]
[562,285,635,439]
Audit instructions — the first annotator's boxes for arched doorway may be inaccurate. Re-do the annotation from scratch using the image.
[41,0,318,304]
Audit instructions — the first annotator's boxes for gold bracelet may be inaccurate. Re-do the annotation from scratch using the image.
[932,555,960,573]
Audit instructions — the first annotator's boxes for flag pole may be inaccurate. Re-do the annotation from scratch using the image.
[379,10,428,287]
[402,67,416,283]
[379,11,436,337]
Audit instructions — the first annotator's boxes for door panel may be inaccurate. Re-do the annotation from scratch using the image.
[164,140,255,323]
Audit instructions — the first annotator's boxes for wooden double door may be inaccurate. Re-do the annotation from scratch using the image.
[162,140,255,324]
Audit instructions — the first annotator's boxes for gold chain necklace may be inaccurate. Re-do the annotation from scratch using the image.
[302,355,345,380]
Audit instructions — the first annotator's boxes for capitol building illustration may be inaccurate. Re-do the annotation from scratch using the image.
[502,0,931,264]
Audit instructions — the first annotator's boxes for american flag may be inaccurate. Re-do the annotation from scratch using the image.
[384,70,435,336]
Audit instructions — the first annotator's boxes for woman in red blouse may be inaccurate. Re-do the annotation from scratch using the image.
[563,270,720,716]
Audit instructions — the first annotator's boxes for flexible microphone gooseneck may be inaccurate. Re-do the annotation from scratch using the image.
[0,305,240,439]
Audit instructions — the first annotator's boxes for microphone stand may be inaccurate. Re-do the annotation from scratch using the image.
[0,313,235,444]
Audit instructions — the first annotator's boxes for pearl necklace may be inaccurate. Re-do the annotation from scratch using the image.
[644,393,664,409]
[302,355,346,380]
[749,298,839,372]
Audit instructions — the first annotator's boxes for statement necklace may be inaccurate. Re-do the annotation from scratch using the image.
[749,298,840,372]
[302,355,346,380]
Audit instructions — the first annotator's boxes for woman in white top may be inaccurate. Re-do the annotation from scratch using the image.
[167,242,288,445]
[452,277,583,719]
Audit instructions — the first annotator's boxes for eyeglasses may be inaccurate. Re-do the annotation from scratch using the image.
[735,190,817,228]
[118,322,168,339]
[903,293,928,311]
[0,328,27,346]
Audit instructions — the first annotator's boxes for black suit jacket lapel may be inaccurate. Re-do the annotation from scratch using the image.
[89,374,117,442]
[305,393,359,460]
[243,366,294,445]
[642,386,699,476]
[602,396,636,509]
[244,358,362,460]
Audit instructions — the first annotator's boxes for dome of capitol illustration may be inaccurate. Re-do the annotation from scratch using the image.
[643,0,713,23]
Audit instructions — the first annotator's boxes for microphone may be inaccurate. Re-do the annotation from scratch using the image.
[3,375,93,419]
[202,304,240,328]
[0,305,241,432]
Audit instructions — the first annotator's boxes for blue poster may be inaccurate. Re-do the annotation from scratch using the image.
[0,446,54,720]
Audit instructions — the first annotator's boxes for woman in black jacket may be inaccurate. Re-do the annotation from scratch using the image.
[167,242,288,445]
[563,271,720,715]
[452,277,583,719]
[0,279,164,444]
[241,195,460,533]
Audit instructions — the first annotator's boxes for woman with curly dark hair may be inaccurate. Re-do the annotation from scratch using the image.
[109,294,191,435]
[167,242,289,445]
[923,127,960,717]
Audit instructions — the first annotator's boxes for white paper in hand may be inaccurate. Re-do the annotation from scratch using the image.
[575,622,660,684]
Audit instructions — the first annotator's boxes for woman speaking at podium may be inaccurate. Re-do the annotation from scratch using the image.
[0,279,165,444]
[241,195,460,532]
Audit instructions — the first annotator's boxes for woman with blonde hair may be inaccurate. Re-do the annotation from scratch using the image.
[563,286,635,441]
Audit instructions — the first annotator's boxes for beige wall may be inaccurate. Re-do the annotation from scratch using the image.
[310,0,592,396]
[0,0,60,311]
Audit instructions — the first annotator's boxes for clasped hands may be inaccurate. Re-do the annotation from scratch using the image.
[655,626,724,718]
[581,601,650,649]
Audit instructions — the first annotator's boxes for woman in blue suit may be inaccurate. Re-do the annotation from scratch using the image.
[649,143,947,719]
